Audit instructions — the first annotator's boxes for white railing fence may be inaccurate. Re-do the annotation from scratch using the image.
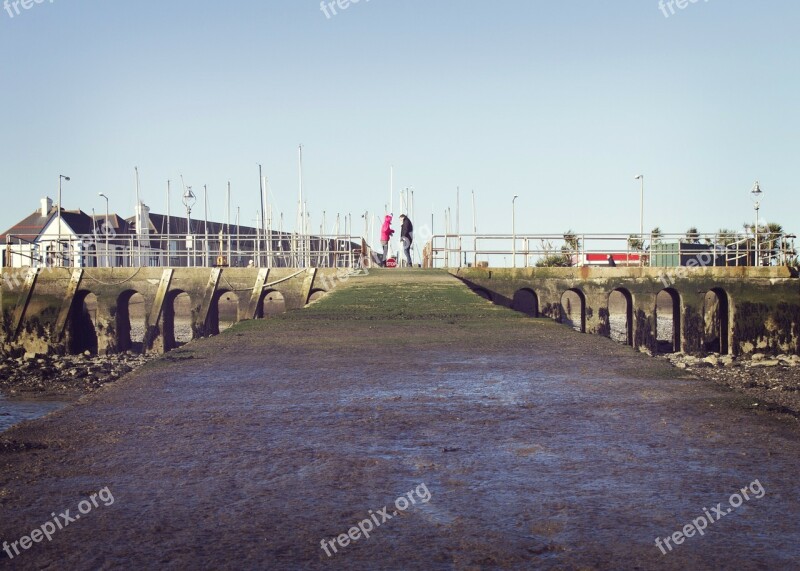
[425,232,797,269]
[3,232,365,269]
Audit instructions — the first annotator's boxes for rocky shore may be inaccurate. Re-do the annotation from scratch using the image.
[662,352,800,418]
[0,351,151,396]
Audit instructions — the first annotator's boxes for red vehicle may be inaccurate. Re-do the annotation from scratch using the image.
[572,253,642,267]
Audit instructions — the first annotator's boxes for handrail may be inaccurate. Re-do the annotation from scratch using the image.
[425,232,796,269]
[1,232,364,269]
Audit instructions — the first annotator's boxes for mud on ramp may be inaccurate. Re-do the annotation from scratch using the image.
[1,269,799,569]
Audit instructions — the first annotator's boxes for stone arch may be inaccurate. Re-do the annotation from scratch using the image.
[208,290,240,335]
[560,288,586,333]
[608,288,633,346]
[163,290,194,350]
[704,288,731,355]
[512,288,539,317]
[656,288,681,353]
[116,290,147,353]
[67,290,98,355]
[257,290,286,318]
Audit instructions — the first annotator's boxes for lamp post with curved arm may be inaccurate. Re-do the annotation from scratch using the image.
[751,181,763,266]
[57,175,70,267]
[98,193,109,267]
[512,195,519,268]
[183,187,196,267]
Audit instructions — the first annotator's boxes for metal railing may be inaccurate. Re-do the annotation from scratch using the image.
[425,232,797,269]
[3,233,364,269]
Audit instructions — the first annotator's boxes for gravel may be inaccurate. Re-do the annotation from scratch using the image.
[662,352,800,418]
[0,351,152,396]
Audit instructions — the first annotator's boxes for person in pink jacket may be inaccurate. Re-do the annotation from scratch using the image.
[380,214,394,266]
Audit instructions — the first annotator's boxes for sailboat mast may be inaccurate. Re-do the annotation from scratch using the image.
[135,166,141,266]
[298,145,305,267]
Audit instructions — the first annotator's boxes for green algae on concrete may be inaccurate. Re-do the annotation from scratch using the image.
[450,266,800,356]
[302,270,520,322]
[228,268,555,353]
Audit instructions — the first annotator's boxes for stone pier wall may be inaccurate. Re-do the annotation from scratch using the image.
[452,266,800,356]
[0,267,340,357]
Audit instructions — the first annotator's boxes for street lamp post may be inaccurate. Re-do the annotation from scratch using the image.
[57,175,70,267]
[183,187,196,267]
[751,181,763,267]
[98,193,109,267]
[635,174,644,238]
[512,195,519,268]
[635,175,644,266]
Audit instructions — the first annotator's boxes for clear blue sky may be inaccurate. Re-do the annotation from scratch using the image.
[1,0,797,239]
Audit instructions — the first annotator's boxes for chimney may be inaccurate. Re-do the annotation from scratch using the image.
[41,197,53,217]
[136,201,151,237]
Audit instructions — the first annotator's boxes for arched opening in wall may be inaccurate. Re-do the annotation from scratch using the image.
[258,290,286,318]
[67,291,98,355]
[704,288,730,355]
[116,291,147,353]
[163,291,193,350]
[560,289,586,333]
[608,288,633,345]
[511,288,539,317]
[308,289,327,304]
[656,289,681,353]
[208,290,240,335]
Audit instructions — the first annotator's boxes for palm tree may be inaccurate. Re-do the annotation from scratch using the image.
[715,228,740,246]
[650,227,663,246]
[628,234,644,252]
[683,227,700,244]
[535,231,583,267]
[561,230,581,257]
[757,222,794,265]
[536,238,570,267]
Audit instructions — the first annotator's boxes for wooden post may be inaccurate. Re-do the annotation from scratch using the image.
[301,267,317,305]
[11,268,40,339]
[54,269,84,340]
[247,268,269,319]
[196,267,222,335]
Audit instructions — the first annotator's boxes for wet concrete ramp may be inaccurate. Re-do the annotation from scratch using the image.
[1,269,798,569]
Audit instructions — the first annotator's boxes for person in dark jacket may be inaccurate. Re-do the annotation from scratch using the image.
[399,214,414,267]
[607,254,617,267]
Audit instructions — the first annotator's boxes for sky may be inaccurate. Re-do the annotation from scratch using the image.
[1,0,798,242]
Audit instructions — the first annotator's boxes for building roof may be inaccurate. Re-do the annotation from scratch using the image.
[2,204,315,249]
[1,207,131,244]
[91,213,132,234]
[59,210,96,235]
[0,208,53,243]
[141,213,259,238]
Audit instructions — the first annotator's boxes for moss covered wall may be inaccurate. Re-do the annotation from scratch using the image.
[452,267,800,356]
[0,267,331,356]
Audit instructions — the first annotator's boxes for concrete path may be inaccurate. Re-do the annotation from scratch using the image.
[1,270,798,570]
